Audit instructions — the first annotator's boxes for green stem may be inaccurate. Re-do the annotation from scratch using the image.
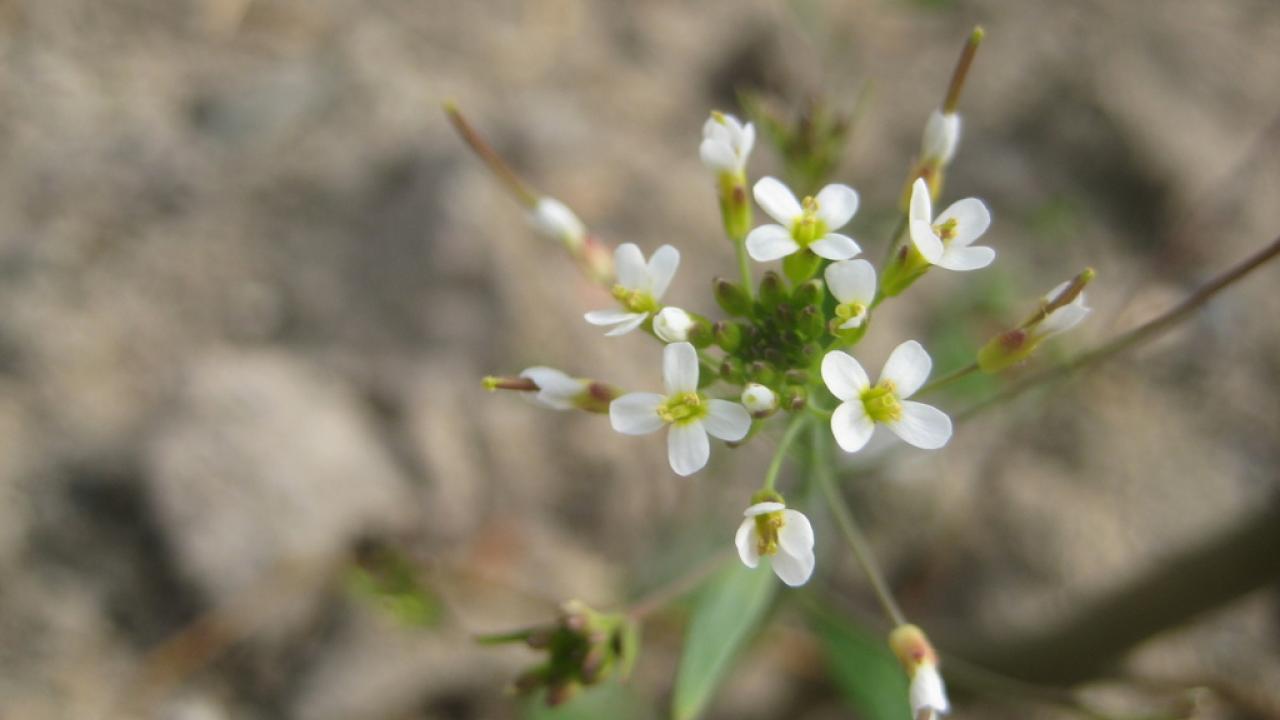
[916,362,979,398]
[811,423,908,626]
[763,414,810,491]
[735,238,755,301]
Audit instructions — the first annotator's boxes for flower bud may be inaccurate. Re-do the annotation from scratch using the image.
[978,270,1093,373]
[920,110,961,168]
[791,278,824,307]
[758,271,788,309]
[713,278,752,316]
[889,624,949,720]
[530,196,587,251]
[714,321,743,352]
[740,383,778,418]
[797,304,824,340]
[654,306,696,343]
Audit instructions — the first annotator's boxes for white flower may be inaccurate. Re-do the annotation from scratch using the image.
[700,112,755,174]
[653,306,695,343]
[821,341,953,453]
[920,110,961,167]
[609,343,751,476]
[519,366,586,411]
[907,178,994,272]
[584,243,680,337]
[740,383,777,416]
[734,500,815,587]
[746,177,861,262]
[530,196,586,250]
[824,259,876,330]
[909,664,950,719]
[1034,280,1091,341]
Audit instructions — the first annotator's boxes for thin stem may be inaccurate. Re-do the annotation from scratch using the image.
[735,238,755,301]
[959,233,1280,421]
[443,102,538,207]
[763,413,811,490]
[811,422,908,626]
[627,551,730,620]
[915,362,979,398]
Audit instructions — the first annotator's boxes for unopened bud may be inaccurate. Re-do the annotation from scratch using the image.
[741,383,778,418]
[714,321,743,352]
[531,196,587,251]
[889,624,949,720]
[713,278,752,316]
[654,306,696,343]
[792,278,824,307]
[758,271,788,309]
[920,110,961,167]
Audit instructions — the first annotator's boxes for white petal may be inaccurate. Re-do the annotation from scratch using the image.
[824,259,877,304]
[936,197,990,248]
[702,115,724,140]
[520,366,580,410]
[663,342,700,395]
[584,309,634,326]
[1042,281,1071,302]
[744,501,785,517]
[609,393,665,435]
[653,306,694,343]
[735,519,760,568]
[910,666,950,715]
[613,243,647,290]
[936,244,995,272]
[647,244,681,299]
[809,233,861,260]
[1037,299,1090,339]
[738,122,756,159]
[921,110,960,165]
[880,340,932,398]
[770,548,815,587]
[604,312,649,337]
[703,399,751,441]
[888,401,952,450]
[667,422,710,476]
[746,225,800,261]
[831,401,876,453]
[909,219,945,264]
[531,197,586,247]
[815,184,859,230]
[821,351,869,401]
[753,176,802,224]
[740,383,777,414]
[909,178,933,224]
[837,314,866,330]
[699,138,736,172]
[778,509,814,558]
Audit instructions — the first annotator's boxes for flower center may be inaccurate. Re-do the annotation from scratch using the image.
[933,218,959,244]
[610,284,658,314]
[657,391,708,426]
[834,301,866,325]
[754,510,784,557]
[861,381,902,423]
[790,196,828,247]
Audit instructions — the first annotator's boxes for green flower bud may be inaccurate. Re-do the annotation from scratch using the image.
[748,360,778,386]
[714,321,743,352]
[797,304,824,340]
[720,356,745,384]
[713,277,753,317]
[758,271,788,309]
[791,278,824,307]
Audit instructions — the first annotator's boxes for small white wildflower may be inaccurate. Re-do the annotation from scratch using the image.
[653,306,696,343]
[734,500,815,587]
[584,243,680,337]
[518,367,586,411]
[609,343,750,476]
[824,259,876,330]
[909,664,950,719]
[699,112,755,175]
[1034,280,1091,341]
[920,110,961,167]
[822,341,952,453]
[907,178,994,272]
[530,197,586,251]
[746,177,861,262]
[740,383,777,417]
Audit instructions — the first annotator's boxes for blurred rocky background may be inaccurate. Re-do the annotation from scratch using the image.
[0,0,1278,718]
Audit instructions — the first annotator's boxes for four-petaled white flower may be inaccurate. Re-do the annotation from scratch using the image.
[610,342,751,476]
[907,177,994,272]
[530,196,587,251]
[700,112,755,175]
[909,664,951,720]
[653,306,695,343]
[519,366,586,411]
[585,243,680,337]
[920,110,961,167]
[822,341,953,453]
[824,259,877,330]
[1034,280,1091,341]
[735,500,815,587]
[746,177,862,262]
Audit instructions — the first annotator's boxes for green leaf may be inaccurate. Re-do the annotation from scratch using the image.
[671,563,778,720]
[806,602,911,720]
[524,680,651,720]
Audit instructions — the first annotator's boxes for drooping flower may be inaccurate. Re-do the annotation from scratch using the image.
[746,177,861,262]
[890,624,950,720]
[1032,279,1091,340]
[822,341,952,453]
[699,112,755,175]
[609,343,751,476]
[977,272,1094,373]
[734,496,815,587]
[519,366,587,410]
[824,259,877,330]
[585,243,679,337]
[530,196,587,251]
[740,383,778,418]
[653,306,695,343]
[920,110,961,168]
[907,178,994,272]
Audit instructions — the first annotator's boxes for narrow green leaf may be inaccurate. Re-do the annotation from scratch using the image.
[671,563,778,720]
[806,603,911,720]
